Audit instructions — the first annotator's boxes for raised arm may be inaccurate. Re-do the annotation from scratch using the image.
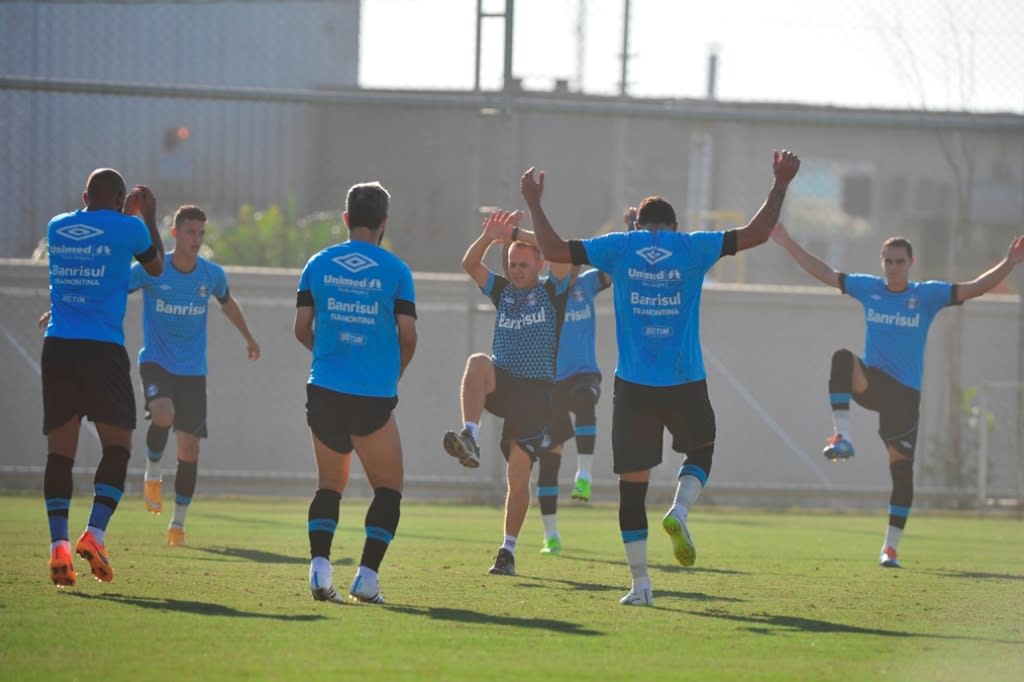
[462,209,520,288]
[954,235,1024,303]
[770,222,841,288]
[124,185,164,276]
[520,168,573,263]
[734,150,801,252]
[219,295,261,360]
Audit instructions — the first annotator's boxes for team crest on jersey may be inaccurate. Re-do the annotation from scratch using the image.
[572,289,586,302]
[55,224,104,241]
[906,295,918,310]
[197,284,209,298]
[333,253,378,273]
[146,383,160,398]
[635,246,672,265]
[526,292,539,307]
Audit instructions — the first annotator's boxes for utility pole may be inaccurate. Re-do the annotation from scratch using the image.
[618,0,631,98]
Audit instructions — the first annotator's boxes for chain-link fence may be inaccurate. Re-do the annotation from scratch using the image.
[2,1,1023,506]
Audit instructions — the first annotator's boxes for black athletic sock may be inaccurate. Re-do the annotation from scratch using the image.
[44,453,74,543]
[308,489,342,560]
[360,487,402,571]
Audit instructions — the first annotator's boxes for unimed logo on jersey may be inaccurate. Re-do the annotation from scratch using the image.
[635,246,672,265]
[55,224,104,241]
[333,253,378,274]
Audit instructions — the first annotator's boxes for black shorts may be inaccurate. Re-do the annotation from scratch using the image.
[548,372,602,446]
[611,377,716,474]
[853,365,921,458]
[306,383,397,454]
[41,337,136,434]
[485,366,553,462]
[140,362,208,438]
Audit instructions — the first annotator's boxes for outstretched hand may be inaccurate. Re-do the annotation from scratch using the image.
[123,185,156,220]
[520,167,545,204]
[772,150,800,186]
[770,222,791,245]
[1007,235,1024,266]
[483,209,523,242]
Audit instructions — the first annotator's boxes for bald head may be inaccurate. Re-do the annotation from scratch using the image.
[84,168,127,211]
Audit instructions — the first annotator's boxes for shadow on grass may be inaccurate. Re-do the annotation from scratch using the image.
[192,512,297,529]
[191,546,355,567]
[522,575,746,604]
[387,604,601,636]
[69,592,326,621]
[918,568,1024,582]
[682,608,1024,645]
[189,546,339,566]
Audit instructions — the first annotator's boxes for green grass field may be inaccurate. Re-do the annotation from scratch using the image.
[1,492,1022,681]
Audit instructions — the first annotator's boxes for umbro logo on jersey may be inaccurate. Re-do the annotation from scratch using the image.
[55,224,104,241]
[635,246,671,265]
[332,253,378,273]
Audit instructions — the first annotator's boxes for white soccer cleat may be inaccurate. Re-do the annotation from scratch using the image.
[619,585,654,606]
[349,574,385,604]
[309,559,344,604]
[311,585,346,604]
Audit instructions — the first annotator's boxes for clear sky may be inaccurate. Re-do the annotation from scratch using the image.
[360,0,1024,113]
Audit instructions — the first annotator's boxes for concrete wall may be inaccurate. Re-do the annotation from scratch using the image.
[2,261,1020,505]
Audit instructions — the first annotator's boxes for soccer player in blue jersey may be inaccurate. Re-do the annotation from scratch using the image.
[41,169,164,586]
[772,222,1024,568]
[527,263,612,556]
[129,204,261,546]
[553,265,612,508]
[294,181,417,604]
[443,209,570,576]
[522,150,801,605]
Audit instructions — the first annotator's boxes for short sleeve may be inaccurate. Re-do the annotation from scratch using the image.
[581,233,627,274]
[396,262,416,305]
[688,231,726,270]
[297,258,313,295]
[210,265,229,303]
[842,273,876,302]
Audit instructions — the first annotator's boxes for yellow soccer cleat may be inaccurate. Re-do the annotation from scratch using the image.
[144,478,163,515]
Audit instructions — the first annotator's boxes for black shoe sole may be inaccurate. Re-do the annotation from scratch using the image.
[443,432,480,468]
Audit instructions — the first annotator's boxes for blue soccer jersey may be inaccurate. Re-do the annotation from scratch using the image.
[483,272,570,381]
[556,268,609,381]
[578,230,725,387]
[297,240,416,398]
[841,274,956,390]
[129,254,229,376]
[45,209,153,345]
